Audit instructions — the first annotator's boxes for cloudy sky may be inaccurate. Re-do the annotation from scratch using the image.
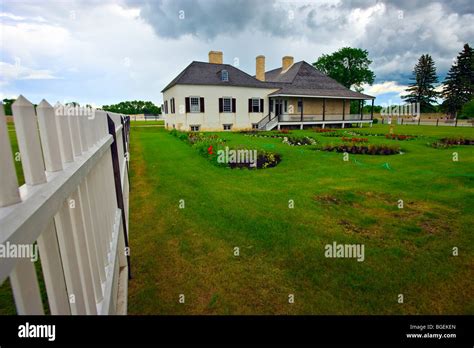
[1,0,473,107]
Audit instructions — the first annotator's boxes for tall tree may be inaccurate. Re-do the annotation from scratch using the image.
[402,54,439,112]
[442,43,474,118]
[313,47,375,90]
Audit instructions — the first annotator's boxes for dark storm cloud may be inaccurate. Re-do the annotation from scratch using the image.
[124,0,295,39]
[125,0,473,83]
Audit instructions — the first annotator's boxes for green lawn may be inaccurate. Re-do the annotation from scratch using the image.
[127,124,474,314]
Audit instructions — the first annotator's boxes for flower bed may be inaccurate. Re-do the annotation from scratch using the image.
[431,137,474,148]
[341,137,368,143]
[283,136,317,146]
[313,128,335,133]
[440,137,474,145]
[385,134,414,140]
[170,129,282,169]
[321,143,400,155]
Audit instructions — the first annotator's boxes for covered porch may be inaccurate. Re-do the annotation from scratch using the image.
[266,94,375,130]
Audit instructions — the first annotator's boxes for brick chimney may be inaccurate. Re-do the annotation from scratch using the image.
[282,56,294,71]
[209,51,223,64]
[256,55,265,81]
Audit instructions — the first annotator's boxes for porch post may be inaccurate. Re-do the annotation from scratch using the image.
[323,98,326,121]
[359,100,362,120]
[342,99,345,121]
[371,99,374,120]
[300,97,303,122]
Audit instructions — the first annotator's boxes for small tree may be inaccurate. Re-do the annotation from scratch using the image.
[402,54,439,112]
[442,44,474,118]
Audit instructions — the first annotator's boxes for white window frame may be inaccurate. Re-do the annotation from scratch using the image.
[251,123,258,129]
[223,97,232,113]
[190,96,200,113]
[252,98,261,113]
[190,124,200,132]
[223,124,232,131]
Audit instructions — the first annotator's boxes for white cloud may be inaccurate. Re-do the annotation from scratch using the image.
[0,62,59,82]
[363,81,408,96]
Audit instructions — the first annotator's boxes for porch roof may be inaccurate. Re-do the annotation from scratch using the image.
[268,88,374,100]
[265,61,374,100]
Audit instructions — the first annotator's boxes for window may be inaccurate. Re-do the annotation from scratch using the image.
[223,124,232,131]
[164,100,168,114]
[190,125,200,132]
[270,99,273,113]
[297,100,303,113]
[190,97,200,113]
[252,123,258,130]
[252,98,260,112]
[170,98,175,114]
[284,100,288,113]
[221,69,229,81]
[249,98,263,113]
[223,97,232,112]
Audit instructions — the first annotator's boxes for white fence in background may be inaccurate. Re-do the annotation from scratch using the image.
[0,96,130,315]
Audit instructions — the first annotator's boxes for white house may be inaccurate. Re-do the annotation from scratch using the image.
[162,51,375,131]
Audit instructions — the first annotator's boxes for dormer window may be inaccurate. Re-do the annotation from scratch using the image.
[221,69,229,81]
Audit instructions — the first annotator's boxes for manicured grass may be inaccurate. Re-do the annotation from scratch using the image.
[127,124,474,314]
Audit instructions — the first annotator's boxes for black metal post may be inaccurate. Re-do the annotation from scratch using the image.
[342,99,346,121]
[120,116,130,188]
[323,98,326,121]
[299,98,302,122]
[107,115,132,280]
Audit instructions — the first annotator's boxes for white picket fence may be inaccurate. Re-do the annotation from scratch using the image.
[0,96,130,315]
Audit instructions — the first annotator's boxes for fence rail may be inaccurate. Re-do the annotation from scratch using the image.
[0,96,130,315]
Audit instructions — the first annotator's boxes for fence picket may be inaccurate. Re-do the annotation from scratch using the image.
[11,95,46,185]
[9,258,44,315]
[0,103,21,207]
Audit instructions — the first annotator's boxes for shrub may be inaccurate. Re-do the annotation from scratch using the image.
[228,149,282,169]
[372,118,379,124]
[283,136,317,146]
[321,143,400,155]
[432,137,474,147]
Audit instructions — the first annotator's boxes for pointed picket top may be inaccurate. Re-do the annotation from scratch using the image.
[12,95,33,108]
[37,99,53,109]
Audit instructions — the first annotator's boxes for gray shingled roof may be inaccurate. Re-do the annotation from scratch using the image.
[264,61,374,99]
[161,61,273,92]
[162,60,374,99]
